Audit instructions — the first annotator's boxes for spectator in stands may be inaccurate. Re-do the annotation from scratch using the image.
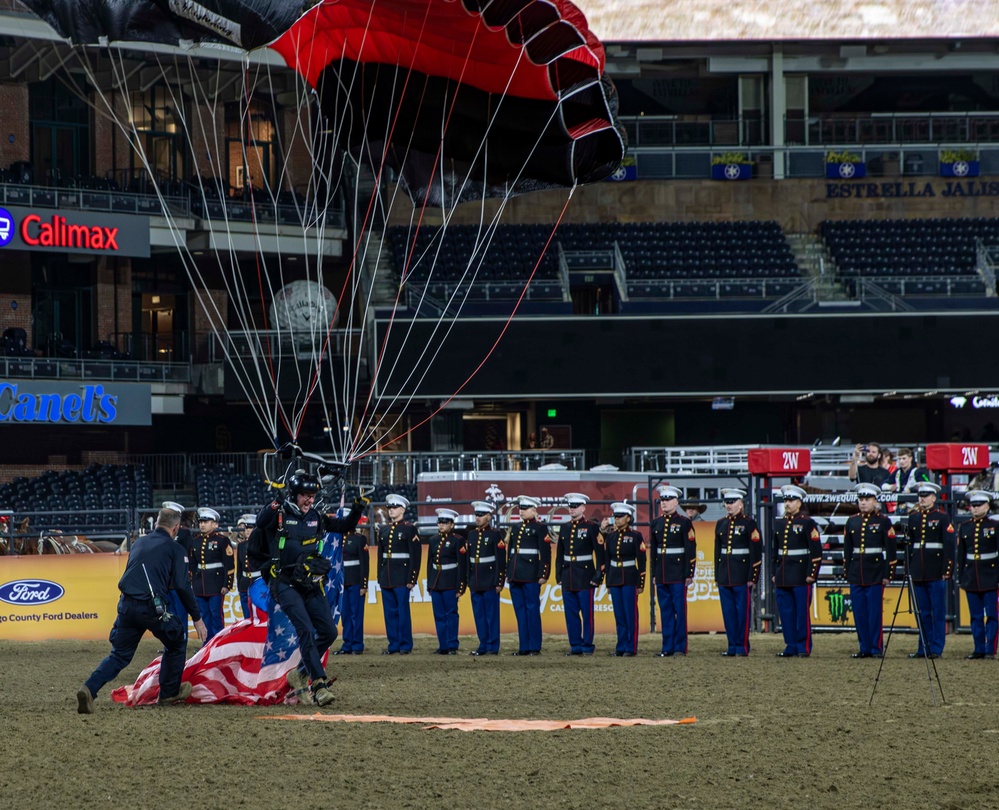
[681,501,707,522]
[885,447,931,494]
[190,507,235,641]
[849,442,890,487]
[881,449,897,476]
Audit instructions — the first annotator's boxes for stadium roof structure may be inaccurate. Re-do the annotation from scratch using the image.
[574,0,999,42]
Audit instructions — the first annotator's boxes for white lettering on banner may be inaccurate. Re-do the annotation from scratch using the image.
[783,451,799,469]
[973,395,999,409]
[688,567,719,602]
[963,446,979,466]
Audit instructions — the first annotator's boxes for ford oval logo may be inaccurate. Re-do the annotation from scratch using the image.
[0,579,65,605]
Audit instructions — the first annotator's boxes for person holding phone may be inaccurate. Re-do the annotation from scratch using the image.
[849,442,890,487]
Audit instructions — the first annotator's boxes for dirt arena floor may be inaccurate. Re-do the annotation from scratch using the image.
[2,630,998,809]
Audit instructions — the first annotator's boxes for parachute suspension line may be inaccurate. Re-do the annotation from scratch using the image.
[71,46,281,444]
[350,186,577,463]
[348,15,493,455]
[296,0,440,458]
[350,42,569,459]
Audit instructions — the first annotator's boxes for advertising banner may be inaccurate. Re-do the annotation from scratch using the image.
[0,381,152,426]
[812,585,917,630]
[0,205,150,257]
[0,555,127,640]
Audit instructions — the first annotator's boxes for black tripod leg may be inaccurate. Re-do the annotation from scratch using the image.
[869,580,906,706]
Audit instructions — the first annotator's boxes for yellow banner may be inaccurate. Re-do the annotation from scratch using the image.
[812,585,917,629]
[0,555,127,641]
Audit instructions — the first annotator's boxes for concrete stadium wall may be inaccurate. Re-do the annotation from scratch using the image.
[385,178,999,233]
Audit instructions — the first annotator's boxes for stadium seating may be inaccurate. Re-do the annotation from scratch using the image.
[389,220,800,307]
[820,217,997,296]
[0,464,152,529]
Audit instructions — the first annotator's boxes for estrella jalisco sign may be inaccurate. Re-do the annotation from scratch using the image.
[0,381,152,425]
[0,205,150,257]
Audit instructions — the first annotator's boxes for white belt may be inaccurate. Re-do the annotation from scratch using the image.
[386,553,410,559]
[435,563,458,571]
[343,560,361,567]
[247,571,262,579]
[516,549,539,555]
[719,548,750,555]
[563,555,592,562]
[968,552,999,560]
[472,556,496,563]
[779,549,810,557]
[912,543,944,550]
[857,548,884,554]
[199,563,224,570]
[661,547,685,554]
[610,560,637,568]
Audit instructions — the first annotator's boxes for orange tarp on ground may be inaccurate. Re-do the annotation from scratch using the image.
[259,713,697,731]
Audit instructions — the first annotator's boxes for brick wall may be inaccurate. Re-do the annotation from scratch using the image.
[0,83,29,167]
[94,258,132,344]
[191,288,228,361]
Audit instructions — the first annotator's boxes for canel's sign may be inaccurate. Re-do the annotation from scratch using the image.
[0,205,150,257]
[0,382,152,425]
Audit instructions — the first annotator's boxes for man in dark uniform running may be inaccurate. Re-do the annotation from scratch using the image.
[76,507,207,713]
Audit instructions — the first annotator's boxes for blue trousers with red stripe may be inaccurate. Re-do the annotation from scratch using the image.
[381,586,414,653]
[339,583,366,652]
[656,582,689,654]
[965,589,999,655]
[775,585,813,656]
[195,594,224,641]
[850,583,884,655]
[609,585,639,654]
[470,590,501,653]
[509,581,542,653]
[430,589,460,652]
[563,587,595,653]
[911,579,947,656]
[719,584,752,655]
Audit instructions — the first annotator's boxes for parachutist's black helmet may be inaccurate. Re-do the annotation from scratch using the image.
[287,471,320,498]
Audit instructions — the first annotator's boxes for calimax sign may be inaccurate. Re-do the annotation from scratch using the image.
[0,206,150,257]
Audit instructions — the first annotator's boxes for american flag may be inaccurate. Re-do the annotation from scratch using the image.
[111,530,343,707]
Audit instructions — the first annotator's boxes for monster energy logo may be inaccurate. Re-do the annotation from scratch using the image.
[825,589,853,624]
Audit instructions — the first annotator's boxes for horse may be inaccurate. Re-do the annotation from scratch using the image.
[1,518,125,555]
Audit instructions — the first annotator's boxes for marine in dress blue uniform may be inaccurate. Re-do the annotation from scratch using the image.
[904,482,955,659]
[772,485,823,658]
[714,488,762,657]
[334,525,370,655]
[161,501,193,641]
[377,493,422,655]
[465,501,506,655]
[76,508,208,713]
[427,508,466,654]
[190,507,235,641]
[843,483,898,658]
[650,486,696,657]
[234,513,258,621]
[957,490,999,659]
[506,496,551,655]
[602,502,646,656]
[251,472,364,706]
[555,492,604,656]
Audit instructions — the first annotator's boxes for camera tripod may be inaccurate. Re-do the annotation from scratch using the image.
[870,545,946,706]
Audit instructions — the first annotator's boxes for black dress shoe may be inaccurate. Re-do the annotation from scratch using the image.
[720,652,736,657]
[446,650,458,655]
[927,653,939,659]
[435,649,447,655]
[623,652,636,657]
[564,651,582,657]
[907,652,926,659]
[351,651,364,656]
[775,652,796,658]
[488,651,499,655]
[528,651,540,656]
[399,651,411,655]
[654,652,673,658]
[609,651,625,657]
[381,650,398,655]
[512,651,529,656]
[332,649,347,655]
[966,652,986,659]
[850,652,871,658]
[469,651,484,656]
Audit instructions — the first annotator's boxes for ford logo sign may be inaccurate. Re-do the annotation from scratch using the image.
[0,579,65,605]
